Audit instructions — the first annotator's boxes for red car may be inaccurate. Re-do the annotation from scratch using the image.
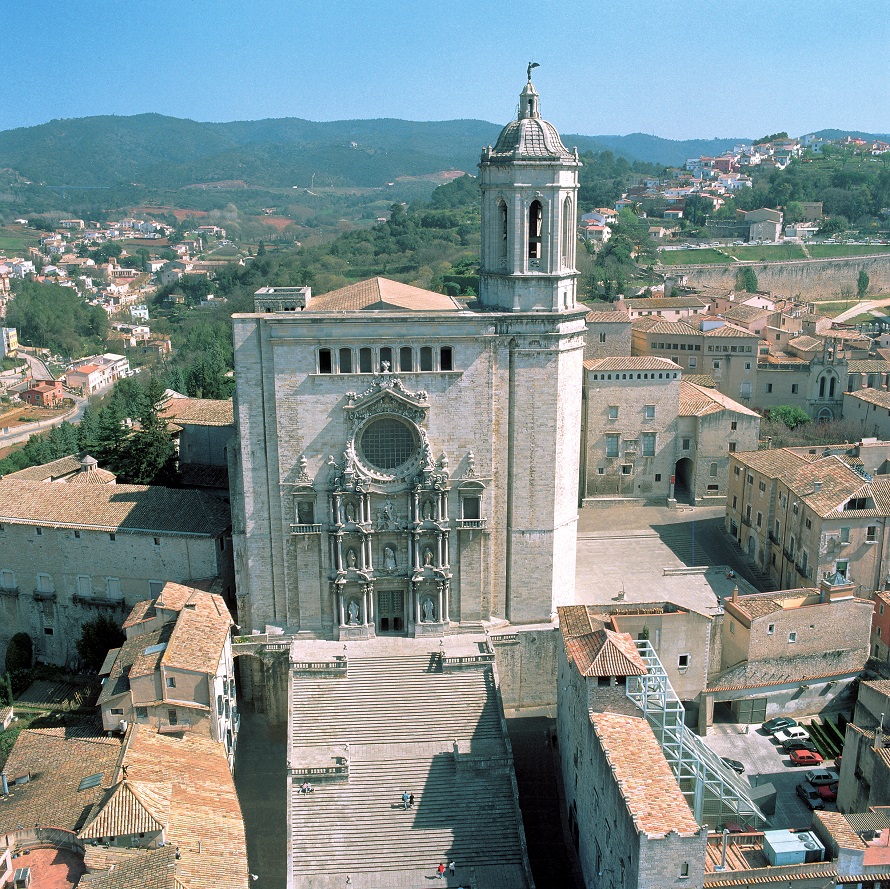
[817,783,839,803]
[790,749,824,767]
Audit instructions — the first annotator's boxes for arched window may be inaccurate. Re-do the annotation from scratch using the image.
[829,376,836,398]
[399,347,413,372]
[498,200,508,266]
[561,196,573,268]
[528,200,543,261]
[338,348,352,374]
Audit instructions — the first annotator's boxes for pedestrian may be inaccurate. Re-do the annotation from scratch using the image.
[402,790,410,810]
[409,793,415,808]
[448,860,455,876]
[437,862,446,879]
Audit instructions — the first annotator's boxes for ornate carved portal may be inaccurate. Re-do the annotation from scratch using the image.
[328,373,453,640]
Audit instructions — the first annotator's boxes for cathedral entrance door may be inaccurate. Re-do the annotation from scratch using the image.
[376,588,406,634]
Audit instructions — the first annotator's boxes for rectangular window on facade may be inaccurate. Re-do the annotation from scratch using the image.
[766,383,773,393]
[135,706,148,719]
[338,348,353,374]
[644,405,655,419]
[756,512,763,528]
[318,349,333,374]
[767,623,775,635]
[0,569,15,590]
[599,332,606,343]
[74,529,81,539]
[168,710,178,726]
[745,362,751,370]
[868,526,878,543]
[106,577,121,598]
[710,462,718,478]
[837,560,849,577]
[688,357,697,368]
[805,518,811,529]
[732,495,737,509]
[621,464,632,475]
[605,434,620,458]
[296,500,315,525]
[683,438,691,450]
[110,708,124,716]
[840,527,850,543]
[44,626,54,636]
[440,347,453,371]
[734,465,740,475]
[655,473,661,482]
[35,527,43,536]
[608,406,618,420]
[745,505,752,521]
[77,575,92,596]
[713,360,721,370]
[729,442,736,452]
[747,474,754,484]
[166,676,176,688]
[461,496,481,520]
[731,421,738,431]
[36,573,52,593]
[420,346,433,372]
[759,480,766,493]
[359,347,373,373]
[678,654,690,669]
[399,347,413,372]
[788,632,797,643]
[641,433,656,457]
[109,533,116,542]
[791,384,799,394]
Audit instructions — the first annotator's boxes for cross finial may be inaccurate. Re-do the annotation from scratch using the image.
[527,61,540,82]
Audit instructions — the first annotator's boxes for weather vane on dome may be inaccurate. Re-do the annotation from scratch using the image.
[527,61,540,82]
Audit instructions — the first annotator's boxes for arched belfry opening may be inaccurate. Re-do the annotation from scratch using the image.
[528,200,543,264]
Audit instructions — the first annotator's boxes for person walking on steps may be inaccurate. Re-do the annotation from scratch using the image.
[437,862,446,879]
[409,793,415,808]
[448,860,455,876]
[402,790,410,810]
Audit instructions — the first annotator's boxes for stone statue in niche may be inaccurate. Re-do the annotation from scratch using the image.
[383,546,397,571]
[346,548,358,569]
[422,596,435,622]
[347,599,360,625]
[423,547,435,567]
[376,499,396,531]
[345,501,356,523]
[422,500,433,521]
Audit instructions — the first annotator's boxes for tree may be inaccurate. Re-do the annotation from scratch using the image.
[736,267,759,293]
[76,614,125,672]
[769,405,811,429]
[114,375,177,485]
[858,269,870,298]
[4,633,33,674]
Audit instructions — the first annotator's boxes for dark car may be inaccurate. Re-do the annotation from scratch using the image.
[782,737,819,753]
[797,782,825,810]
[721,757,745,774]
[762,716,797,734]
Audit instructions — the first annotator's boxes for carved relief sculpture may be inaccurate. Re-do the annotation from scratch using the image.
[346,548,358,569]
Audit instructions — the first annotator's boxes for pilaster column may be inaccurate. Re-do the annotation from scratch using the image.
[338,589,345,627]
[437,582,443,624]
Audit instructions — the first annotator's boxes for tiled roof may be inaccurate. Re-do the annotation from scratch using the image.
[785,455,880,518]
[0,480,230,536]
[163,591,232,674]
[848,360,890,373]
[684,373,717,388]
[847,388,890,410]
[558,604,606,639]
[788,334,824,351]
[725,589,819,620]
[720,304,771,322]
[123,582,201,630]
[731,448,809,477]
[632,317,698,335]
[160,397,234,428]
[0,727,121,833]
[590,712,700,837]
[679,381,760,417]
[97,626,170,704]
[306,277,463,313]
[583,356,681,372]
[67,466,117,486]
[625,296,709,309]
[4,451,89,482]
[707,647,868,693]
[566,628,648,678]
[79,779,172,839]
[585,309,630,323]
[702,322,758,338]
[78,846,179,889]
[815,810,868,851]
[122,727,249,889]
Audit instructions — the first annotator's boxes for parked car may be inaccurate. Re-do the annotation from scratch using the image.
[774,727,810,745]
[721,757,745,774]
[805,769,839,786]
[817,783,838,803]
[782,738,819,753]
[790,749,824,767]
[762,717,797,734]
[797,782,825,810]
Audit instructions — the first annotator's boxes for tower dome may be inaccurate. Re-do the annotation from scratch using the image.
[489,80,573,162]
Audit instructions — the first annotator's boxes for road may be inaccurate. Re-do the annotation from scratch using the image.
[831,296,890,323]
[19,350,55,382]
[0,395,88,447]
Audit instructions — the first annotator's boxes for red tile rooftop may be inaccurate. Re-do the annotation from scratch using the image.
[5,846,86,889]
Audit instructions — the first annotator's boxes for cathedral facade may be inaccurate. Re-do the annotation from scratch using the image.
[231,76,585,639]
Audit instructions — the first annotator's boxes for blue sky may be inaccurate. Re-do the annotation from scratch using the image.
[3,0,889,139]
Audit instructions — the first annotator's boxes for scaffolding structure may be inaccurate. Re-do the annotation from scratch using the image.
[626,639,766,829]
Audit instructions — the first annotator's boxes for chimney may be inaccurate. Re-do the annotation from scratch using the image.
[732,586,739,603]
[1,772,7,795]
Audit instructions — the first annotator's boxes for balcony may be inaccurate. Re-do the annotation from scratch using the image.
[0,586,19,598]
[783,548,795,562]
[32,590,56,603]
[290,523,323,535]
[795,563,809,578]
[456,519,487,530]
[768,531,779,545]
[73,593,126,609]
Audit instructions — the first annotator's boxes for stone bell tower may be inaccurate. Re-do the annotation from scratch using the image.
[478,70,581,312]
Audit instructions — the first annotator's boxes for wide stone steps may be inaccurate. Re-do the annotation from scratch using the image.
[290,757,523,874]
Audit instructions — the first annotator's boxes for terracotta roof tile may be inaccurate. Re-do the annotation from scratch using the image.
[160,397,233,427]
[79,779,172,839]
[122,727,249,889]
[788,334,823,351]
[679,381,760,417]
[163,592,232,674]
[847,360,890,373]
[847,388,890,410]
[565,628,648,678]
[625,296,709,309]
[585,309,630,323]
[79,845,179,889]
[632,318,698,335]
[731,449,809,477]
[306,277,463,313]
[591,712,700,837]
[584,356,681,372]
[0,480,230,536]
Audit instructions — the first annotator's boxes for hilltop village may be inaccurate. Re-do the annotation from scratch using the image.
[7,77,890,889]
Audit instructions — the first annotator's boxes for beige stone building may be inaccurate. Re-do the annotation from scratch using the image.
[160,395,234,492]
[631,317,759,404]
[622,295,713,321]
[97,583,238,768]
[581,358,759,504]
[231,76,586,640]
[583,307,631,361]
[0,460,233,668]
[845,387,890,439]
[725,446,890,593]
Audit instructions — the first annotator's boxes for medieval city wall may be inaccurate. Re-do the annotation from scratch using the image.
[666,254,890,299]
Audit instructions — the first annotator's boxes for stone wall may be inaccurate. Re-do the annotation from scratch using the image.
[665,254,890,300]
[493,627,559,710]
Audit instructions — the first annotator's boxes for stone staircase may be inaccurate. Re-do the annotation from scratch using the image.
[289,651,531,887]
